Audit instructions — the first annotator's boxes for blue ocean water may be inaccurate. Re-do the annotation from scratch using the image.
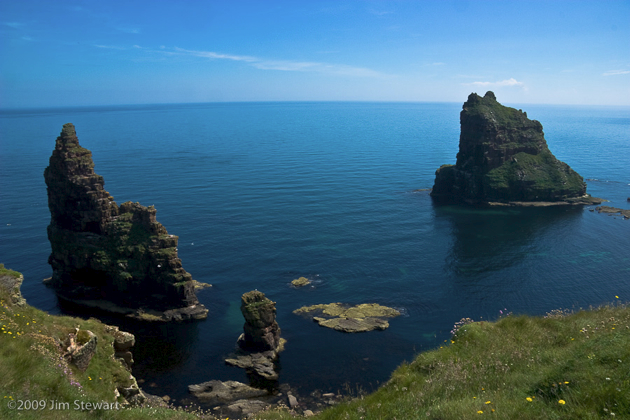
[1,101,629,404]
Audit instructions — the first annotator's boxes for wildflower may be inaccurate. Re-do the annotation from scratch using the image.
[564,381,569,384]
[526,397,533,402]
[485,401,491,404]
[477,411,483,414]
[558,400,566,405]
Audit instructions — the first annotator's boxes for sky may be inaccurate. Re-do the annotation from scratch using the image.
[1,0,629,108]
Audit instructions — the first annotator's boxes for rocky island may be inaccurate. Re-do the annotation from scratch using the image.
[43,123,208,321]
[294,303,401,333]
[431,92,602,206]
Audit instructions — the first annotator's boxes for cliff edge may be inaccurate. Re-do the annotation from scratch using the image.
[43,123,208,321]
[431,92,602,206]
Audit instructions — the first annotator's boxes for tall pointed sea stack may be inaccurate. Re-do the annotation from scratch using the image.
[431,92,601,205]
[44,123,208,321]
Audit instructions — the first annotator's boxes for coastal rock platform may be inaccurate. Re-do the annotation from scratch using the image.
[293,303,401,333]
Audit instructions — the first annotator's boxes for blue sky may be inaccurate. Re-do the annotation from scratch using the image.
[1,0,629,108]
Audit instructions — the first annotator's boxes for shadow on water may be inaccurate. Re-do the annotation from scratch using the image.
[56,298,200,376]
[432,202,585,275]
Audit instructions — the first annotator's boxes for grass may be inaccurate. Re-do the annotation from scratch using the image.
[2,263,628,419]
[252,301,629,419]
[0,265,209,420]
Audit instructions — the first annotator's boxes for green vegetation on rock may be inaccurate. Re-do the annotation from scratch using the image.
[431,92,597,204]
[291,277,311,287]
[294,303,401,332]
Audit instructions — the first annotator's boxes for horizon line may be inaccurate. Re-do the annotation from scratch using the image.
[2,98,630,112]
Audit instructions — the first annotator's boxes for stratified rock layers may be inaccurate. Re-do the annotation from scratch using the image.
[44,123,207,321]
[238,290,281,352]
[431,92,591,204]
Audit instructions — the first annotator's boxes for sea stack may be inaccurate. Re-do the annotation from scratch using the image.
[238,290,282,352]
[224,290,284,382]
[431,92,601,205]
[44,123,208,321]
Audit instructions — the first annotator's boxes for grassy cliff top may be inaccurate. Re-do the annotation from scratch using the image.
[256,301,630,419]
[0,266,203,420]
[462,91,538,130]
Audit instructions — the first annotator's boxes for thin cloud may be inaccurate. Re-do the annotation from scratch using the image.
[99,44,388,78]
[466,78,524,87]
[94,44,127,50]
[368,9,394,16]
[163,47,387,77]
[3,22,24,29]
[173,47,257,62]
[603,70,630,76]
[116,27,141,34]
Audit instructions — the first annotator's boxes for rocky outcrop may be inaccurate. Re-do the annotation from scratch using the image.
[595,206,630,219]
[293,303,401,333]
[291,277,311,287]
[237,290,282,352]
[43,123,207,321]
[225,290,284,381]
[0,264,26,307]
[105,325,136,370]
[188,380,268,405]
[65,329,98,371]
[431,92,602,205]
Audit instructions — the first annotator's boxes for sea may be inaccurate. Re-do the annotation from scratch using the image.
[1,101,629,406]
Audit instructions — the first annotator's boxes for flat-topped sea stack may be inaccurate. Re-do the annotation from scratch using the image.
[431,92,602,206]
[44,123,208,321]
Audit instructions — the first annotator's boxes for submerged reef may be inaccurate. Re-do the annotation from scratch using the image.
[43,123,208,321]
[431,92,602,206]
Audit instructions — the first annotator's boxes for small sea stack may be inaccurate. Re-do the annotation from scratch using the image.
[43,123,208,321]
[225,290,284,382]
[431,92,602,206]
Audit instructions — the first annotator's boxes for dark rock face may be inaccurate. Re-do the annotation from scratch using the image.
[225,290,284,382]
[238,290,281,352]
[431,92,593,204]
[44,123,207,321]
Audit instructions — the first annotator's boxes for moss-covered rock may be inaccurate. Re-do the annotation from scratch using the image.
[294,303,401,332]
[431,92,601,205]
[291,277,311,287]
[43,123,207,321]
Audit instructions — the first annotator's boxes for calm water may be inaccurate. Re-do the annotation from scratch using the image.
[1,101,629,404]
